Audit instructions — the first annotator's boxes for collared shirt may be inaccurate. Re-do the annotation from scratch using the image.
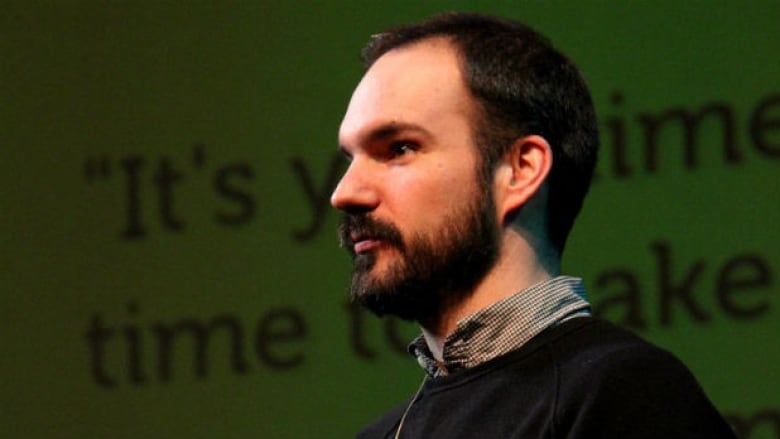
[409,276,591,377]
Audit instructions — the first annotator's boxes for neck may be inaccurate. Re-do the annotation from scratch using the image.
[419,230,558,354]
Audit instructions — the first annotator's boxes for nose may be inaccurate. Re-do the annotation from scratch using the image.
[330,159,379,212]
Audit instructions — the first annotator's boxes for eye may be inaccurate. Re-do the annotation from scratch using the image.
[389,141,417,157]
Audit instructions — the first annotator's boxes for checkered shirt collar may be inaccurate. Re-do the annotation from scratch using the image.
[409,276,591,377]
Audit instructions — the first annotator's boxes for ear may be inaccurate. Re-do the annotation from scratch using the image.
[493,135,553,225]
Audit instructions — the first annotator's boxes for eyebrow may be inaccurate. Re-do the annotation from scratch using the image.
[339,122,432,152]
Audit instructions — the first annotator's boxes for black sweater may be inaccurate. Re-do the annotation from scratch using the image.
[356,317,736,439]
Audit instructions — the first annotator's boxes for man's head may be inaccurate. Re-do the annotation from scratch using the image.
[362,13,599,254]
[331,13,598,321]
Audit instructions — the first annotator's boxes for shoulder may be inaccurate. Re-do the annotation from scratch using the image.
[549,318,737,438]
[551,317,691,381]
[520,317,701,410]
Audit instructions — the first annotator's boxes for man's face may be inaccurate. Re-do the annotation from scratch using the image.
[331,38,501,321]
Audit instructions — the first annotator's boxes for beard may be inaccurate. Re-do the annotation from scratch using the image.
[337,190,501,322]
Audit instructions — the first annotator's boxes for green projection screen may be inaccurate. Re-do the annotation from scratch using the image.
[2,2,778,438]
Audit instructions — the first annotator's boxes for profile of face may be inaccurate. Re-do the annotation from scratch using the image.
[331,38,501,322]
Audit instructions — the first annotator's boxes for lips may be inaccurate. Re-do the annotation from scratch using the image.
[350,232,380,254]
[353,237,381,254]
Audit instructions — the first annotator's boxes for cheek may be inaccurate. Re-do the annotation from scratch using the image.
[386,165,477,229]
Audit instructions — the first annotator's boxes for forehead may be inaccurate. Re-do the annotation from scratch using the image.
[339,38,477,146]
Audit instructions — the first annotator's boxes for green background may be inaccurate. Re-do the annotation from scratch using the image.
[2,1,778,438]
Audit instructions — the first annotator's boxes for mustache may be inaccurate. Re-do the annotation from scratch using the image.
[338,213,405,252]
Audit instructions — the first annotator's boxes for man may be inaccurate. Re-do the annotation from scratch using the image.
[331,12,736,439]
